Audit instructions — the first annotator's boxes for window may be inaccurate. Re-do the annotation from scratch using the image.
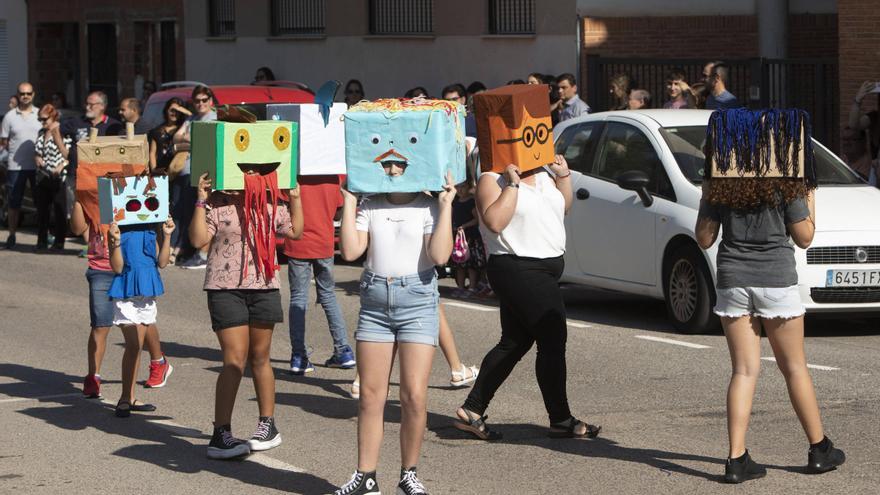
[555,123,601,174]
[594,122,674,198]
[369,0,433,35]
[271,0,325,36]
[489,0,536,35]
[209,0,235,37]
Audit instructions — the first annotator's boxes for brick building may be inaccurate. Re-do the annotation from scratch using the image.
[838,0,880,134]
[27,0,185,108]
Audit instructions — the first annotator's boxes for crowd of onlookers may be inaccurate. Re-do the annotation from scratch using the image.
[2,62,878,267]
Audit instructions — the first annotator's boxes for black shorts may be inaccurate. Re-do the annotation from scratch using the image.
[206,289,283,331]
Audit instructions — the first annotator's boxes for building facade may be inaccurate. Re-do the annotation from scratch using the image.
[0,0,28,103]
[27,0,186,108]
[184,0,577,98]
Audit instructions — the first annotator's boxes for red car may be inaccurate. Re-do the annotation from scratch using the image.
[140,81,315,131]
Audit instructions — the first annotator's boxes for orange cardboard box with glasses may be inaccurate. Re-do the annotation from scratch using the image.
[474,84,554,174]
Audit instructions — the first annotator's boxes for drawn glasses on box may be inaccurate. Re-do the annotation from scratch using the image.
[495,123,551,147]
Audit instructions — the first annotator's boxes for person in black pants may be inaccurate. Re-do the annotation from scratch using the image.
[454,157,600,440]
[33,103,70,251]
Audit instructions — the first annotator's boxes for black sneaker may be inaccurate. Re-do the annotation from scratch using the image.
[807,436,845,474]
[248,416,282,451]
[397,467,428,495]
[207,424,251,460]
[723,450,767,484]
[333,471,380,495]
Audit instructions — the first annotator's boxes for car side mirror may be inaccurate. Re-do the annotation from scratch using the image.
[617,170,653,207]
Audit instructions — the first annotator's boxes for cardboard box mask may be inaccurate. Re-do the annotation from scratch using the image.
[266,102,346,175]
[190,120,299,190]
[98,175,169,226]
[706,109,814,182]
[343,99,466,193]
[474,84,555,174]
[75,127,149,229]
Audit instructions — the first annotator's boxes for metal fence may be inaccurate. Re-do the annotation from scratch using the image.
[271,0,325,35]
[489,0,536,35]
[584,56,840,151]
[369,0,433,35]
[208,0,236,37]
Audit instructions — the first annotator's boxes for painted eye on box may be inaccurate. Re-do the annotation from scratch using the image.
[273,126,291,151]
[234,129,250,151]
[407,133,419,145]
[370,134,381,145]
[144,197,160,211]
[125,199,142,212]
[522,127,536,147]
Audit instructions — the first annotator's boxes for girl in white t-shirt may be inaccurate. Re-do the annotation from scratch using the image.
[332,169,455,495]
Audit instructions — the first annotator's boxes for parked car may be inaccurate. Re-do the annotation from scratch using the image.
[140,81,315,131]
[553,109,880,333]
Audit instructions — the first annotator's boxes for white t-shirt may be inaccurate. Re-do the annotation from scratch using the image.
[479,170,566,258]
[356,194,438,277]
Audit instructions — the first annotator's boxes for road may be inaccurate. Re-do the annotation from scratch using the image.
[1,230,878,494]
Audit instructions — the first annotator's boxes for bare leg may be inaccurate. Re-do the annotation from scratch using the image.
[356,341,395,472]
[398,342,435,468]
[468,268,480,290]
[88,326,111,375]
[7,209,19,236]
[454,267,467,290]
[438,306,463,372]
[214,325,249,426]
[763,316,824,444]
[119,324,147,403]
[249,323,276,418]
[723,315,763,459]
[144,324,163,361]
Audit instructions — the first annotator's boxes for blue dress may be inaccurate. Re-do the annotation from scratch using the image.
[108,225,165,299]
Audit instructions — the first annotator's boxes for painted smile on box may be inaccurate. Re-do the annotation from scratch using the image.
[237,161,281,176]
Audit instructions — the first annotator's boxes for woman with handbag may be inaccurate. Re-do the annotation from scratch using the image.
[449,178,487,298]
[33,103,70,251]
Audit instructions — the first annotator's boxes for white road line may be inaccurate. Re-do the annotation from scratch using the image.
[634,335,712,349]
[442,301,499,312]
[761,357,839,371]
[567,321,593,328]
[0,392,84,404]
[249,453,307,473]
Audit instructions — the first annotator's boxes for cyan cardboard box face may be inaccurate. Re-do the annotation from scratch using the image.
[98,175,169,226]
[190,121,299,190]
[343,99,466,193]
[267,103,346,175]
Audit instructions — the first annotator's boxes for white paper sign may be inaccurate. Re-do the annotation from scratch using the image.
[268,103,346,175]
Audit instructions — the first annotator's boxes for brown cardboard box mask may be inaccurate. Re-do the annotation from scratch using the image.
[475,85,554,174]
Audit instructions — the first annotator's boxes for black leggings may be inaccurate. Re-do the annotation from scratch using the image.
[463,254,572,423]
[35,176,67,246]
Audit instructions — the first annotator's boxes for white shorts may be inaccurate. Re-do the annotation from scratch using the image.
[113,297,158,326]
[714,286,804,320]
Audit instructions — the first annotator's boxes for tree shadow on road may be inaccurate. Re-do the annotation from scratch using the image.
[1,364,336,494]
[429,420,721,482]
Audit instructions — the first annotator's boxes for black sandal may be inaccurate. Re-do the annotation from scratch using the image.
[129,400,156,412]
[549,417,601,439]
[115,401,131,418]
[454,409,503,441]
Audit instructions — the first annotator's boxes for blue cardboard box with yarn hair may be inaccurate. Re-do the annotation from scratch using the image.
[343,99,467,193]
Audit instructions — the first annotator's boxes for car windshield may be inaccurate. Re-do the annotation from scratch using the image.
[659,126,863,186]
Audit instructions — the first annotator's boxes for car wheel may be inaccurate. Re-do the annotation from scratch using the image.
[664,244,718,334]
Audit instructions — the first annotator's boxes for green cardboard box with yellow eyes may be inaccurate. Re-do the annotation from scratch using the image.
[189,120,299,190]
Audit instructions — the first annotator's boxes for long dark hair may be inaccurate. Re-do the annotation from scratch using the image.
[162,97,185,127]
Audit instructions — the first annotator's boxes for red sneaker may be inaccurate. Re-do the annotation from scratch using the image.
[83,374,101,398]
[144,356,173,388]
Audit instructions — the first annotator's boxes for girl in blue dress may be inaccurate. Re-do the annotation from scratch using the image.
[107,217,174,418]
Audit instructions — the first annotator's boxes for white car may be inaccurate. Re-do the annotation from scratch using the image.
[553,109,880,333]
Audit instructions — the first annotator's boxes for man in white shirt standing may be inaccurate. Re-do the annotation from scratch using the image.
[1,82,42,249]
[555,73,591,123]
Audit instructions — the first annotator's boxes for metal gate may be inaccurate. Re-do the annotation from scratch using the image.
[583,56,839,151]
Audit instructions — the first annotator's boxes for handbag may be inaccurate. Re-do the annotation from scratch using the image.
[451,227,470,264]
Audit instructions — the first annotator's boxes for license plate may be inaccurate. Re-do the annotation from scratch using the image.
[825,270,880,287]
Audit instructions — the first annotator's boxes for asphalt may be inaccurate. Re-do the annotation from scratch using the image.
[1,230,878,494]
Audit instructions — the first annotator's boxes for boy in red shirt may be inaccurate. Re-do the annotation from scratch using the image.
[285,175,354,374]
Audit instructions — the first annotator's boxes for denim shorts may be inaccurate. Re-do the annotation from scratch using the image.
[206,289,283,331]
[86,268,116,328]
[6,170,36,209]
[355,269,439,346]
[714,286,805,319]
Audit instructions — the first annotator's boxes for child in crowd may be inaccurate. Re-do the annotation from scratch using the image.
[450,176,487,298]
[332,169,456,495]
[107,216,174,417]
[190,172,303,460]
